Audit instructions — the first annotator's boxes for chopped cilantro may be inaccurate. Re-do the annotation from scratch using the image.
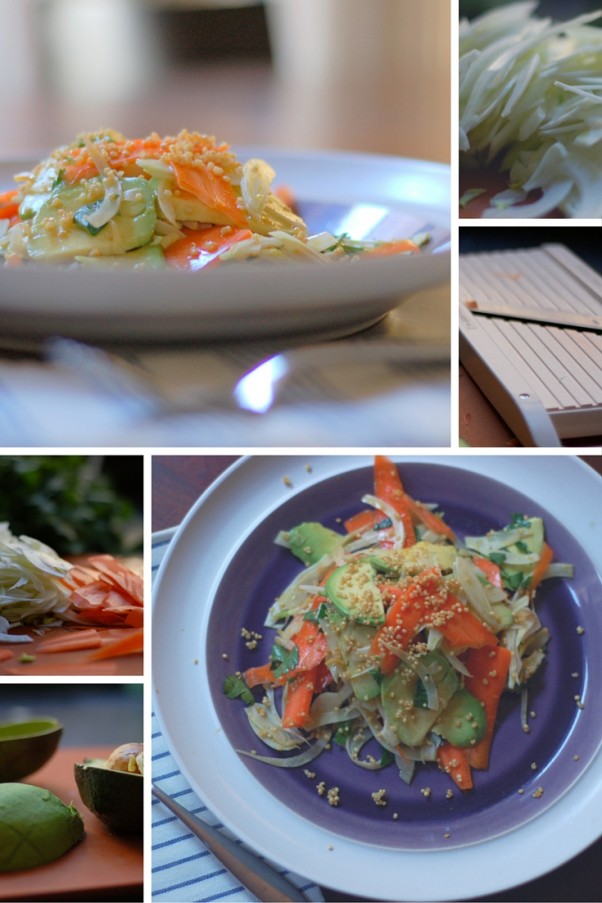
[303,602,329,622]
[74,202,107,236]
[52,169,65,190]
[510,513,531,528]
[270,643,299,679]
[223,674,254,706]
[489,551,506,564]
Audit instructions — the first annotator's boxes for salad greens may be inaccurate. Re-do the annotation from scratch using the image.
[224,457,573,791]
[460,2,602,217]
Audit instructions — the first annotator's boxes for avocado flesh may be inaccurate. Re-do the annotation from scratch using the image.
[371,541,457,577]
[0,719,62,782]
[325,560,385,625]
[433,688,487,747]
[26,177,156,261]
[76,245,165,269]
[0,783,84,871]
[381,652,459,747]
[285,522,344,565]
[74,762,142,833]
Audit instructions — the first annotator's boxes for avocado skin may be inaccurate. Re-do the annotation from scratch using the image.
[0,720,62,782]
[0,783,84,871]
[74,763,143,834]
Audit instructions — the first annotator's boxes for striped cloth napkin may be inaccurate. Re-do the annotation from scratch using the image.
[151,528,324,903]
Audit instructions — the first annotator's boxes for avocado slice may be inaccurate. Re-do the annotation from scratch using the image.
[371,541,457,577]
[76,245,165,269]
[0,718,62,782]
[325,560,385,625]
[433,688,487,748]
[381,652,459,747]
[27,176,156,261]
[284,522,344,565]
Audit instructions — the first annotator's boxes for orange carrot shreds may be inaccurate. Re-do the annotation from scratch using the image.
[343,509,390,535]
[374,455,416,547]
[172,162,249,228]
[244,662,276,689]
[0,649,15,662]
[436,742,474,791]
[87,628,144,661]
[164,225,253,272]
[86,555,144,606]
[464,645,512,770]
[432,595,499,651]
[0,189,19,220]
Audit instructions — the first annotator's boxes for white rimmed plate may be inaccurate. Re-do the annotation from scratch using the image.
[0,149,449,343]
[152,454,602,902]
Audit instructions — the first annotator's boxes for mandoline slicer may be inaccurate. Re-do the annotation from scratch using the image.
[459,243,602,447]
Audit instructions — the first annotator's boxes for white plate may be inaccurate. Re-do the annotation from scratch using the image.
[0,149,449,342]
[152,454,602,902]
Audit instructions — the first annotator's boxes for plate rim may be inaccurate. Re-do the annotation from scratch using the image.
[152,454,602,901]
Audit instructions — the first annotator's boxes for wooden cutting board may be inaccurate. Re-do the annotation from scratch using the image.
[0,627,143,677]
[0,746,143,902]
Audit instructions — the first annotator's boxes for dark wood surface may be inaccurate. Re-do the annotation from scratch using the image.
[152,454,602,903]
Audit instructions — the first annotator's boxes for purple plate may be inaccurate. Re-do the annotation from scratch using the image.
[207,463,602,850]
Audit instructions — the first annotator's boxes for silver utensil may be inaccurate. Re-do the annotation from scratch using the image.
[465,301,602,332]
[47,337,448,417]
[152,783,310,903]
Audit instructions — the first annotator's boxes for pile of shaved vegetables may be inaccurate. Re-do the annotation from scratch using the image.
[0,523,143,663]
[224,457,573,792]
[0,129,422,268]
[460,2,602,217]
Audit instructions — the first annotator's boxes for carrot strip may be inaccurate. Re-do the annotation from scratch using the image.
[282,667,319,729]
[344,509,386,534]
[172,162,248,228]
[464,645,511,770]
[361,239,419,258]
[87,555,144,605]
[472,555,503,588]
[37,631,103,654]
[402,494,457,542]
[87,628,144,661]
[529,542,554,597]
[0,189,19,220]
[165,225,253,272]
[434,596,499,651]
[0,649,15,662]
[374,456,416,547]
[437,742,474,790]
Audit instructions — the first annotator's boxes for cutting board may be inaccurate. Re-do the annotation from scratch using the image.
[0,746,143,902]
[0,628,143,677]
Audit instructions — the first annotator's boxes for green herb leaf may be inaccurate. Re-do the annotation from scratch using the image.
[223,674,254,706]
[303,602,329,622]
[489,551,506,564]
[510,513,530,528]
[74,202,107,236]
[52,169,65,190]
[270,643,299,679]
[333,722,355,746]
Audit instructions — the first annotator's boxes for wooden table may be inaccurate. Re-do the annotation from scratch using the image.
[152,454,602,902]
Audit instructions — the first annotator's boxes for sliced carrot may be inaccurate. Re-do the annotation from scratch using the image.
[402,494,456,542]
[87,555,144,605]
[244,662,276,689]
[436,742,473,791]
[37,630,103,654]
[361,239,420,258]
[87,628,144,661]
[172,162,248,228]
[371,572,442,673]
[282,666,319,729]
[434,595,499,651]
[374,456,416,547]
[472,555,503,588]
[0,649,15,662]
[164,225,253,271]
[464,645,511,770]
[0,189,19,220]
[343,509,390,534]
[529,542,554,597]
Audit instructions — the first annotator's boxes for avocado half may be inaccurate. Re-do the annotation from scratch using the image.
[74,760,143,834]
[0,718,63,782]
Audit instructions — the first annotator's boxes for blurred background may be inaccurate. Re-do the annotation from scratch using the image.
[0,455,143,555]
[0,0,449,163]
[0,684,143,745]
